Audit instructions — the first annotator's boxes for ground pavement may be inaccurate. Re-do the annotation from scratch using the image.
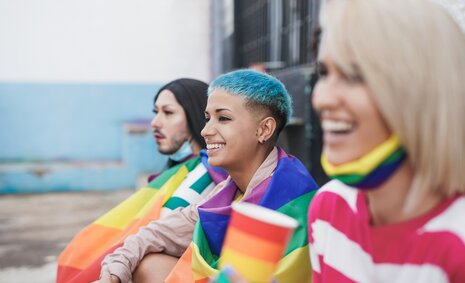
[0,189,133,283]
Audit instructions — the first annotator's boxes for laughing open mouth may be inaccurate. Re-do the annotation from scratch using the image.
[322,120,354,134]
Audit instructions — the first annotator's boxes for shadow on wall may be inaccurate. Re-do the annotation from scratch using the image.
[0,83,167,193]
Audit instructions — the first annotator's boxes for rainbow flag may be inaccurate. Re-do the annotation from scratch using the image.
[57,152,227,283]
[166,148,318,283]
[321,135,406,189]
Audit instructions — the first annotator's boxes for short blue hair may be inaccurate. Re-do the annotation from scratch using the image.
[208,69,293,132]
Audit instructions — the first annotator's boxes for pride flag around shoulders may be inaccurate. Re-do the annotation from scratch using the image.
[166,148,319,283]
[57,152,227,283]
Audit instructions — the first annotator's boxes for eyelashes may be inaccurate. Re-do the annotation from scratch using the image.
[204,116,232,123]
[219,116,231,122]
[153,109,174,115]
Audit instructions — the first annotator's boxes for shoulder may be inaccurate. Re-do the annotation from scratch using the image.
[310,180,359,214]
[201,177,231,202]
[419,196,465,281]
[308,180,362,236]
[422,195,465,245]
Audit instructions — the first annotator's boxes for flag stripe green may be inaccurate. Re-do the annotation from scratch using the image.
[191,173,212,194]
[163,196,191,210]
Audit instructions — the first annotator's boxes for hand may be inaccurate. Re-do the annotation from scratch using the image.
[91,269,121,283]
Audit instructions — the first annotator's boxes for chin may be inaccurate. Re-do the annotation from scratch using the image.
[325,151,351,166]
[207,157,227,170]
[158,148,168,154]
[207,158,221,167]
[328,153,364,166]
[158,147,175,155]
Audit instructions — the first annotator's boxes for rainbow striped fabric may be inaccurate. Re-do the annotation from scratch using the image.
[166,148,319,283]
[57,152,227,283]
[321,135,407,189]
[219,203,298,283]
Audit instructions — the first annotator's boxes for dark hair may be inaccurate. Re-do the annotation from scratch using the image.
[154,78,208,149]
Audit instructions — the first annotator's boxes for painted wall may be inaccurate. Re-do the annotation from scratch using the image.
[0,83,170,193]
[0,0,211,193]
[0,83,159,161]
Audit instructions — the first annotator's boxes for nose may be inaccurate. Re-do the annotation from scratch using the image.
[311,79,339,112]
[150,114,162,129]
[201,120,214,139]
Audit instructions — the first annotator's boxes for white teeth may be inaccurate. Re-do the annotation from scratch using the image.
[322,120,354,132]
[206,143,225,150]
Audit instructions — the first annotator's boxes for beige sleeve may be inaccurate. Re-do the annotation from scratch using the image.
[101,204,198,283]
[100,179,229,283]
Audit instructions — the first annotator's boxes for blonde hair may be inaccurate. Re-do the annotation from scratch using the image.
[319,0,465,201]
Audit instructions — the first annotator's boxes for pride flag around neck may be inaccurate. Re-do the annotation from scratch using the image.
[166,148,319,283]
[57,152,226,283]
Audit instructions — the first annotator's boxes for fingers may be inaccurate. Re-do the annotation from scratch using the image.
[91,267,119,283]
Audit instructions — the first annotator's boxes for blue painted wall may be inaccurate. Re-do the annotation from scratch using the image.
[0,83,168,193]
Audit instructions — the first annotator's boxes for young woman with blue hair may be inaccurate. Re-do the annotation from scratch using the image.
[217,0,465,282]
[94,70,319,283]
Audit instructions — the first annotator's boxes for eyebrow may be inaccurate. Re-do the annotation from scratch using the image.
[154,104,177,109]
[204,108,233,115]
[215,108,232,113]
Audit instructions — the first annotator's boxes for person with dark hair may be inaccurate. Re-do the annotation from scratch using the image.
[151,78,207,169]
[57,78,228,283]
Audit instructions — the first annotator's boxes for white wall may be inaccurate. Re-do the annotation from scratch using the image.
[0,0,211,83]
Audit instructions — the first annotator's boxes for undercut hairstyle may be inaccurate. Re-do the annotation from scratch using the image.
[208,69,292,139]
[320,0,465,203]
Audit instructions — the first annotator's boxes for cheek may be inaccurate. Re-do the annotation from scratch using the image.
[357,97,391,140]
[232,128,257,150]
[169,115,189,133]
[346,102,391,158]
[366,115,391,146]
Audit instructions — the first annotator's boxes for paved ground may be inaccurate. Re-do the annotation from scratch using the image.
[0,189,133,283]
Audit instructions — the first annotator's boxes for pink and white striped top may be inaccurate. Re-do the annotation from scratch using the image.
[308,180,465,283]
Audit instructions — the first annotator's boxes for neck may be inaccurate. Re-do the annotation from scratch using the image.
[190,141,201,156]
[366,162,442,225]
[228,146,274,193]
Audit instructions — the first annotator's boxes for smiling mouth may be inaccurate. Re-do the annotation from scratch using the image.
[206,143,225,151]
[322,120,354,134]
